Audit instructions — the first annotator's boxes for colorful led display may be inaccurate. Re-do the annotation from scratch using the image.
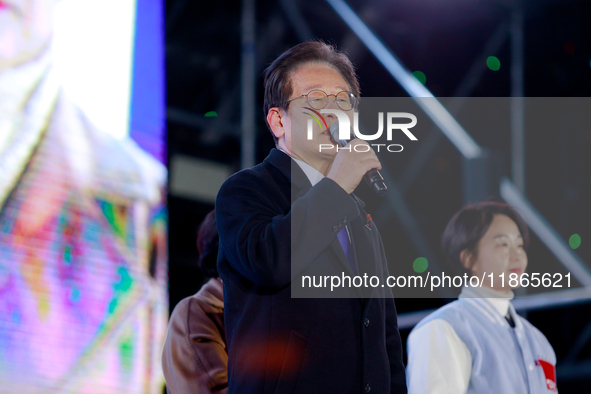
[0,0,167,392]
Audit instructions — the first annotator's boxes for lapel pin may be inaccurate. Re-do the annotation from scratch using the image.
[365,214,372,230]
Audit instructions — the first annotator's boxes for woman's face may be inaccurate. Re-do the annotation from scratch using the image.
[465,214,528,293]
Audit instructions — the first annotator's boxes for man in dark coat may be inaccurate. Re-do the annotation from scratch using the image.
[216,41,407,393]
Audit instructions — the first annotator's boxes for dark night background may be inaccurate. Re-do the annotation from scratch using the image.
[165,0,591,390]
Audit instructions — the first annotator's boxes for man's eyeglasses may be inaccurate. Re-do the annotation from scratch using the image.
[287,89,357,111]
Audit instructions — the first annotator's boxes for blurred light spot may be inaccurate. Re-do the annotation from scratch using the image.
[39,299,50,320]
[413,257,428,273]
[115,266,133,293]
[204,111,218,118]
[412,71,427,85]
[71,287,81,303]
[120,334,134,372]
[108,298,118,314]
[53,0,136,139]
[569,234,581,249]
[486,56,501,71]
[64,245,72,265]
[564,42,575,56]
[236,338,304,376]
[11,311,20,324]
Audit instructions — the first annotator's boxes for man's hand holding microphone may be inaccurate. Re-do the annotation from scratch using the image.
[326,120,388,196]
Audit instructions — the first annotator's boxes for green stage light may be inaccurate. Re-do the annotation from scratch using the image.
[412,70,427,85]
[486,56,501,71]
[413,257,428,273]
[569,234,581,249]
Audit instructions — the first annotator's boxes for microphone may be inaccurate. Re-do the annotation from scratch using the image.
[329,121,388,196]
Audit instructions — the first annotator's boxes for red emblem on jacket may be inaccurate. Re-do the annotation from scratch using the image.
[535,359,557,392]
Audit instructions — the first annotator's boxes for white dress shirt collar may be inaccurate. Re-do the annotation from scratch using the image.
[277,148,325,187]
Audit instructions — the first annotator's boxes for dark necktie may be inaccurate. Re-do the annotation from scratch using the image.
[337,227,357,275]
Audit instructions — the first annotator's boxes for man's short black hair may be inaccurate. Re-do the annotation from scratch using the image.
[263,40,360,145]
[441,201,530,276]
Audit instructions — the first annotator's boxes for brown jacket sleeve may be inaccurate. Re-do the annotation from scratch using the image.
[162,278,228,394]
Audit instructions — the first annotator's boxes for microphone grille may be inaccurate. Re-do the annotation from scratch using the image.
[329,120,340,140]
[329,120,350,146]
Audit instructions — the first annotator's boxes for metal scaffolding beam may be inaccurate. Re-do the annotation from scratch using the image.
[511,2,526,194]
[325,0,481,160]
[241,0,256,169]
[278,0,313,42]
[500,178,591,287]
[399,287,591,330]
[398,21,509,195]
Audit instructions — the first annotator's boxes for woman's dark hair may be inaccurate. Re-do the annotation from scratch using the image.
[263,40,360,144]
[441,202,529,275]
[196,210,219,278]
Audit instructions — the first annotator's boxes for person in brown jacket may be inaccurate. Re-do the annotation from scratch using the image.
[162,210,228,393]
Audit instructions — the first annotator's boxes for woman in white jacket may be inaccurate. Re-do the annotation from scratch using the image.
[406,202,558,394]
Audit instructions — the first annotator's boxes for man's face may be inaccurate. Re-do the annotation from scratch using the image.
[282,63,353,166]
[0,0,55,70]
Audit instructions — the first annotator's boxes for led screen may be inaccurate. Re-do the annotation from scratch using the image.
[0,0,167,392]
